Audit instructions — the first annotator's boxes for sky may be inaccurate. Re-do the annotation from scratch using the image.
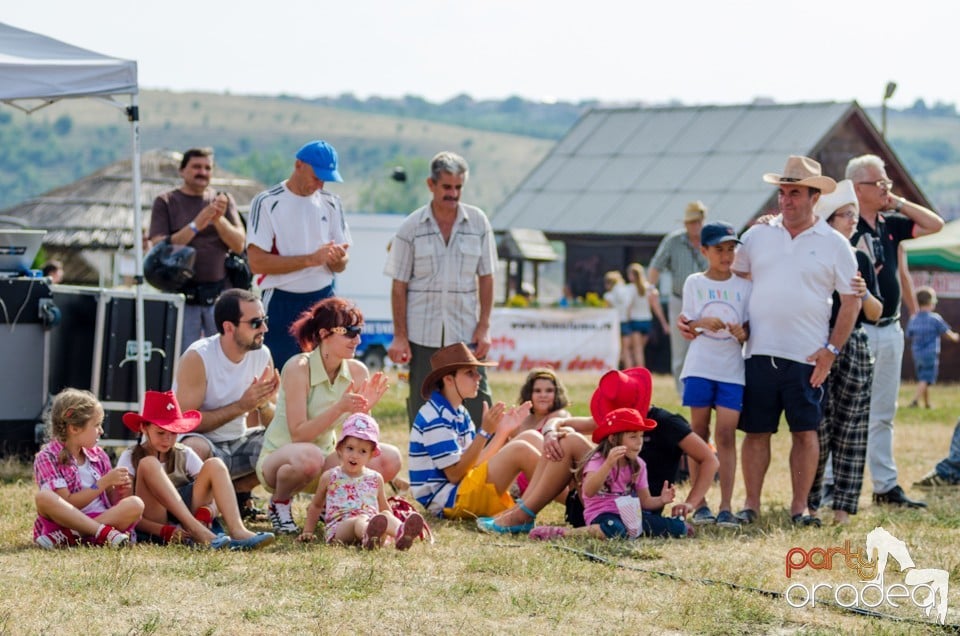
[4,1,958,109]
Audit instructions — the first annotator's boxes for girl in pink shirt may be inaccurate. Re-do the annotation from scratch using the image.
[531,408,691,540]
[33,388,144,549]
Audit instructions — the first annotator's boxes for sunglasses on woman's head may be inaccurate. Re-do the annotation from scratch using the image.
[330,325,363,337]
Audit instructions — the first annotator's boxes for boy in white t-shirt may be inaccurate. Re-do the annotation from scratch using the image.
[679,221,752,529]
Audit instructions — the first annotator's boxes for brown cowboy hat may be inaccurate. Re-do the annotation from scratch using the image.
[420,342,497,399]
[762,155,836,194]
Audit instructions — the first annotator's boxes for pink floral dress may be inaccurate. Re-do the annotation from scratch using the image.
[323,465,381,543]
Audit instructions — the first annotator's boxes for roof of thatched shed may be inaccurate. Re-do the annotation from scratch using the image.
[0,149,267,249]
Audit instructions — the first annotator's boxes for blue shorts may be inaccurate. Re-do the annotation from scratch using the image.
[739,356,824,434]
[913,352,939,384]
[619,323,631,337]
[682,376,744,411]
[263,285,334,370]
[630,320,652,335]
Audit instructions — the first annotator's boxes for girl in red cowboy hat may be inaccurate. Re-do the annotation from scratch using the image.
[33,388,145,549]
[529,408,690,540]
[117,391,275,550]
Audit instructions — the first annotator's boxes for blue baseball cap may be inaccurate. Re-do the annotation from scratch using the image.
[295,140,343,183]
[701,221,741,246]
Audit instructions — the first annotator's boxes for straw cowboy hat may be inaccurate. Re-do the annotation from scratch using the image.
[420,342,498,399]
[589,367,656,429]
[122,390,201,434]
[762,155,837,194]
[683,200,708,223]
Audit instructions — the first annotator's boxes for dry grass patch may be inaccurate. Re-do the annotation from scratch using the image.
[0,372,957,634]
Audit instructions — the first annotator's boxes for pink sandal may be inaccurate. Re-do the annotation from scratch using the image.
[529,525,567,541]
[362,513,389,550]
[395,512,424,551]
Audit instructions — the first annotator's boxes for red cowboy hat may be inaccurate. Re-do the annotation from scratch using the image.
[592,407,657,444]
[122,390,201,434]
[589,367,655,427]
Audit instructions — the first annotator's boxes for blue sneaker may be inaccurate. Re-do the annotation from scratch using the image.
[691,506,716,525]
[229,532,276,551]
[715,510,741,529]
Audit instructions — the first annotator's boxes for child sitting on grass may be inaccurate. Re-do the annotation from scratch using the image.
[530,407,691,541]
[299,413,424,550]
[118,391,274,550]
[33,388,144,549]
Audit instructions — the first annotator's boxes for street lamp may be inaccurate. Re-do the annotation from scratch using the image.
[882,81,897,138]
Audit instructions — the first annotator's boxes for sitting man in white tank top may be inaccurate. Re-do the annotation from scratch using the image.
[174,289,280,516]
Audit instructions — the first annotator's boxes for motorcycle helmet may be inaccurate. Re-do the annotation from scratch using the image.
[143,238,196,292]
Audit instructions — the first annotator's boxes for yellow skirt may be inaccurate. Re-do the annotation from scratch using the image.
[443,461,514,519]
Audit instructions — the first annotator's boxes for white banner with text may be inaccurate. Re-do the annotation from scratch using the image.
[488,307,619,373]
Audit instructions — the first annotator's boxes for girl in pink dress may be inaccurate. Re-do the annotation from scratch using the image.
[299,413,424,550]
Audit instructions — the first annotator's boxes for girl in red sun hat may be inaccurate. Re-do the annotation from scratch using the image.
[529,407,692,540]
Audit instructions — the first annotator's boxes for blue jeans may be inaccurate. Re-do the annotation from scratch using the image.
[593,512,687,538]
[263,285,334,371]
[935,418,960,483]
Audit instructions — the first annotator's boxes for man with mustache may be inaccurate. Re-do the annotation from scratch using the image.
[149,148,246,350]
[385,152,498,427]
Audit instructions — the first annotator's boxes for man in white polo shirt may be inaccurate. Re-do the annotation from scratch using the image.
[246,140,351,370]
[731,156,860,527]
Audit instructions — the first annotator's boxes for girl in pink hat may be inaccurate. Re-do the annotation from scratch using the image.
[529,408,690,540]
[299,413,424,550]
[32,388,145,548]
[117,391,275,550]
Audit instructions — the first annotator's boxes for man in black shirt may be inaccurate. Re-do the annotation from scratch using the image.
[847,154,943,508]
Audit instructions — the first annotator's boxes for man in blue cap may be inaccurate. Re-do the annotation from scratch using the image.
[247,140,352,369]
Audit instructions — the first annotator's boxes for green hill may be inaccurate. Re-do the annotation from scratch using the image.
[0,90,556,214]
[2,91,960,221]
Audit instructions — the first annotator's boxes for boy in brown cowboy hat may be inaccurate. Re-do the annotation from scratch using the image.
[408,343,538,522]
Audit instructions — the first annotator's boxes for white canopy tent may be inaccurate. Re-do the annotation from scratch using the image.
[0,21,148,403]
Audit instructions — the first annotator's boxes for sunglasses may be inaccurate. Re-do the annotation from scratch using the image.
[330,325,363,337]
[858,179,893,190]
[238,316,269,329]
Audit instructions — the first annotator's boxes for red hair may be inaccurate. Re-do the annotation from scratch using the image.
[289,297,364,352]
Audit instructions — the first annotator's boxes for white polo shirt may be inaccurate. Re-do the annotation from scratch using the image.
[733,217,856,364]
[246,182,352,293]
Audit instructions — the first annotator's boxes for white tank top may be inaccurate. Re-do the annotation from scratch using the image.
[174,335,273,443]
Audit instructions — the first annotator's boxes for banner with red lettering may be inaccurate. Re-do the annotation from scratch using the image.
[488,308,619,373]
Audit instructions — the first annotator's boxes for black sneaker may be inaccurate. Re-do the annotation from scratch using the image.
[872,485,927,508]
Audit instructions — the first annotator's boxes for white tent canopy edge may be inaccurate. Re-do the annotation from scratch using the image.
[0,21,148,406]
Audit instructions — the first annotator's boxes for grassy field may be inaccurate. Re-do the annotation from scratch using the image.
[0,372,958,635]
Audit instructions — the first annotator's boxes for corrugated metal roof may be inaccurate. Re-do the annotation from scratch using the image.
[493,101,855,235]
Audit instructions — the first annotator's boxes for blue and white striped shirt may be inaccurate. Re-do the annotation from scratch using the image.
[408,391,475,516]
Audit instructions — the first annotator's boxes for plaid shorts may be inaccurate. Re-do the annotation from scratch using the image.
[181,428,265,480]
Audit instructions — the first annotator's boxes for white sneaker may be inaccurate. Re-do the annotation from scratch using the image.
[268,500,300,535]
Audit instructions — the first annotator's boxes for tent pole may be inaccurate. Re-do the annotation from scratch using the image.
[128,95,146,406]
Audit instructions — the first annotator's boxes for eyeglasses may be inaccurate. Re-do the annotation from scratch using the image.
[832,210,859,220]
[858,179,893,190]
[238,316,269,329]
[330,325,363,337]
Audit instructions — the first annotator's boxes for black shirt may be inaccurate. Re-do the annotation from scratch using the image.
[851,213,914,321]
[641,406,693,512]
[830,249,882,329]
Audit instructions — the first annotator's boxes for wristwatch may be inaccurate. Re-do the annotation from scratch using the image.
[477,430,493,441]
[188,221,199,234]
[825,343,840,356]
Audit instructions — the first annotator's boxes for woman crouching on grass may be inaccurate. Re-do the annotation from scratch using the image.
[117,391,275,550]
[33,388,144,548]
